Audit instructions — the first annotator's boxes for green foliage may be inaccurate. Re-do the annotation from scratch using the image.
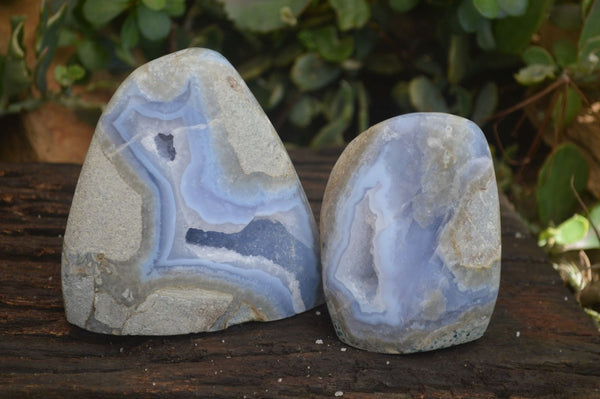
[83,0,130,27]
[514,64,556,85]
[448,35,469,84]
[329,0,370,31]
[495,0,553,54]
[552,40,577,67]
[34,3,68,94]
[578,0,600,51]
[408,76,448,112]
[537,144,589,225]
[137,3,172,41]
[539,214,589,247]
[498,0,528,16]
[522,46,555,66]
[0,0,595,163]
[291,53,341,91]
[311,80,355,147]
[473,0,500,19]
[298,26,354,62]
[0,0,554,131]
[54,64,85,87]
[551,86,583,128]
[471,81,498,125]
[221,0,309,32]
[1,17,31,110]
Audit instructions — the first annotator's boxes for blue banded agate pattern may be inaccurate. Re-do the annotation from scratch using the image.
[320,113,501,353]
[62,49,321,335]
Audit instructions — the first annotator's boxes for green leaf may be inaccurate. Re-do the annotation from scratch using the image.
[391,81,412,111]
[290,95,320,127]
[83,0,130,27]
[121,13,139,49]
[280,5,298,26]
[408,76,448,112]
[451,85,473,117]
[312,81,354,147]
[76,38,109,71]
[1,16,31,106]
[1,97,43,116]
[448,35,469,84]
[498,0,528,16]
[237,56,273,81]
[220,0,310,32]
[522,45,555,66]
[551,86,582,129]
[6,15,26,60]
[325,80,354,121]
[58,28,78,47]
[142,0,166,11]
[473,0,500,18]
[514,64,555,85]
[552,214,590,245]
[137,4,171,41]
[389,0,419,12]
[495,0,553,54]
[248,73,285,110]
[33,2,68,94]
[268,82,285,109]
[471,81,498,125]
[329,0,371,31]
[538,214,589,247]
[291,53,341,91]
[114,46,136,67]
[458,0,485,32]
[550,4,582,30]
[537,143,589,225]
[551,204,600,251]
[311,118,348,147]
[54,64,85,87]
[552,40,577,67]
[164,0,186,17]
[578,35,600,71]
[590,203,600,227]
[300,26,354,63]
[476,19,495,50]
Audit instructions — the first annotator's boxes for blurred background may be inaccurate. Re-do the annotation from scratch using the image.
[1,0,600,321]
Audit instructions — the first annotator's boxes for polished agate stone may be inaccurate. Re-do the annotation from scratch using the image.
[62,48,321,335]
[321,113,501,353]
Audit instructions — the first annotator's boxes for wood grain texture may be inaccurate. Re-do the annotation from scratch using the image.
[1,148,599,398]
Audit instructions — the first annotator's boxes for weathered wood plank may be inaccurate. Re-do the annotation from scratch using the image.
[1,149,599,398]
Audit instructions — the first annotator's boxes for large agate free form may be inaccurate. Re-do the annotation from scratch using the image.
[62,48,321,335]
[321,113,501,353]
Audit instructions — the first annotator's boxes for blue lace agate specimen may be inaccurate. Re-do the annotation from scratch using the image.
[62,48,322,335]
[321,113,501,353]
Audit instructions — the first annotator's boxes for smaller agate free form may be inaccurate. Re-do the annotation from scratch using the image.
[321,113,501,353]
[62,48,322,335]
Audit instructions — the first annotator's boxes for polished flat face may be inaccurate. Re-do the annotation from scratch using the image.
[62,48,321,335]
[321,113,501,354]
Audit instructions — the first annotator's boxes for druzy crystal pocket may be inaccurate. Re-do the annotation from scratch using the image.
[321,113,501,354]
[62,48,322,335]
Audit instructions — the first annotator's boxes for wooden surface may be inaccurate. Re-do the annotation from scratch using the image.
[1,148,599,398]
